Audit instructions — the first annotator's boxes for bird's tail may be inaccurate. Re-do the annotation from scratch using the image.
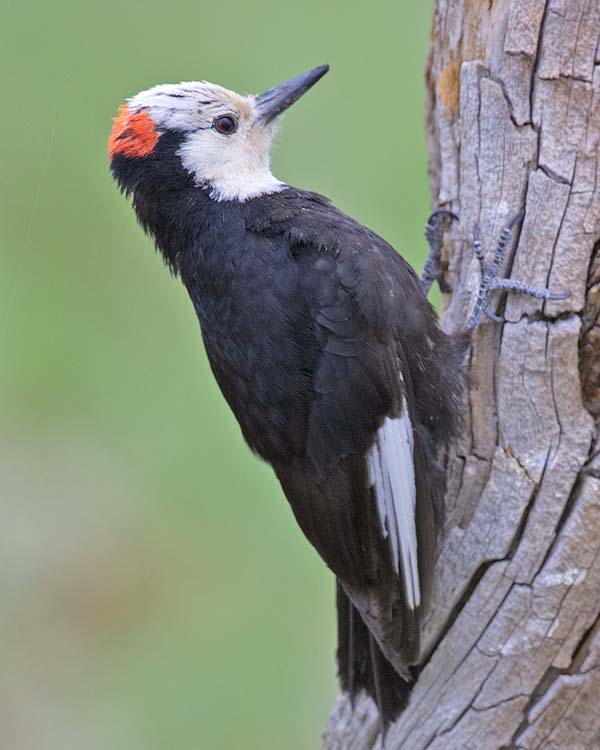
[336,581,416,728]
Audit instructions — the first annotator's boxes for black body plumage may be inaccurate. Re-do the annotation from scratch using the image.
[111,121,463,723]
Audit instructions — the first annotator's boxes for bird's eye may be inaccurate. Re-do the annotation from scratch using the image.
[213,115,238,135]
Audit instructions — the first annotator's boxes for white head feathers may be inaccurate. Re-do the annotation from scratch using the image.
[128,81,284,202]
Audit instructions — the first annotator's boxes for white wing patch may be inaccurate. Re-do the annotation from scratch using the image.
[367,395,420,609]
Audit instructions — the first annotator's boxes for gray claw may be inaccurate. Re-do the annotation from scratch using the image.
[466,212,570,328]
[421,208,458,295]
[484,306,504,323]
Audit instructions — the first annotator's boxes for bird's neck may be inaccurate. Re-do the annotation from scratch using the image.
[111,142,224,274]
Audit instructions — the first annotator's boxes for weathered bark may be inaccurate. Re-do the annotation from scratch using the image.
[324,2,600,748]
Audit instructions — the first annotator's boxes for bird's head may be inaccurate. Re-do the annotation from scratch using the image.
[108,65,328,203]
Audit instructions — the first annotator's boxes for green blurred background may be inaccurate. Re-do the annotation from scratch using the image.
[0,2,433,748]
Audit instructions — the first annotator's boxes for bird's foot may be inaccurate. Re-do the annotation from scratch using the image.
[421,209,458,296]
[466,213,570,328]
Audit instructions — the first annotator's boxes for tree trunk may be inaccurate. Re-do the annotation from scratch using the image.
[324,2,600,748]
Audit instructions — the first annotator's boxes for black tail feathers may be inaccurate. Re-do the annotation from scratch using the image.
[336,582,416,730]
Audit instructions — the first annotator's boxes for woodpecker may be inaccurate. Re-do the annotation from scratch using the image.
[108,65,563,727]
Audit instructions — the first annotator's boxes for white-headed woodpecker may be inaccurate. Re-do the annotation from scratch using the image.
[108,66,561,726]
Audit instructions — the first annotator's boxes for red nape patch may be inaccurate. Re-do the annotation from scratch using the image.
[108,104,159,158]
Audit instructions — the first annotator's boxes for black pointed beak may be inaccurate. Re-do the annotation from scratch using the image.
[255,64,329,124]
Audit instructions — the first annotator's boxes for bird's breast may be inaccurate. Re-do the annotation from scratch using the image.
[185,232,318,463]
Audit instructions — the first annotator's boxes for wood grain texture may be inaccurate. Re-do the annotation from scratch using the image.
[324,1,600,747]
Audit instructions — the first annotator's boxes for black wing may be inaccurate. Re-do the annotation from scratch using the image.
[273,237,450,672]
[247,190,463,719]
